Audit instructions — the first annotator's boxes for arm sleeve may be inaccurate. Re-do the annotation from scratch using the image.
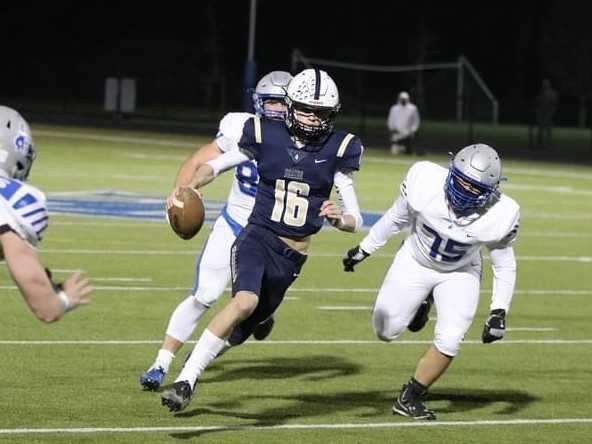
[387,106,396,131]
[488,246,517,313]
[410,106,420,133]
[214,114,243,153]
[359,192,412,254]
[333,171,363,231]
[206,150,251,176]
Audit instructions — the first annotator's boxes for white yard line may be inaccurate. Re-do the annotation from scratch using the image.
[0,339,590,345]
[1,417,592,435]
[34,130,197,148]
[35,248,592,263]
[0,285,589,296]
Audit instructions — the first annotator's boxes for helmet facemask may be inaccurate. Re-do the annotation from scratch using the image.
[445,165,499,216]
[251,71,293,121]
[253,93,289,121]
[286,100,339,145]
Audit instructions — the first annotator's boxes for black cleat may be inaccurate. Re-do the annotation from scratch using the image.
[253,316,275,341]
[161,380,194,412]
[407,293,433,333]
[392,383,436,420]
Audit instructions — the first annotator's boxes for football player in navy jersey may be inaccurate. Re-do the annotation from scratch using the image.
[0,106,92,322]
[161,69,364,412]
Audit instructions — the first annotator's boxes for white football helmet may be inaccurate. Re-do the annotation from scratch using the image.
[0,106,36,181]
[252,71,293,120]
[445,143,502,215]
[286,68,341,144]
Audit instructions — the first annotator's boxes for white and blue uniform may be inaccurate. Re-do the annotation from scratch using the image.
[361,161,520,356]
[189,112,257,307]
[0,176,48,248]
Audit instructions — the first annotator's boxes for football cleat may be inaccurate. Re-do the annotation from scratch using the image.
[139,366,166,391]
[161,380,194,412]
[407,293,434,333]
[253,316,275,341]
[392,383,436,420]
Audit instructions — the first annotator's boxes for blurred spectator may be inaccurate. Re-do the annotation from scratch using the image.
[535,79,558,149]
[387,91,421,155]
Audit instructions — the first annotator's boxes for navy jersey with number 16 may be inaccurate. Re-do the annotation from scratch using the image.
[238,117,363,239]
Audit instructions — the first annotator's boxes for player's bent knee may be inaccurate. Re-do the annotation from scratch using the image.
[434,331,464,357]
[373,310,405,342]
[193,284,226,307]
[231,291,258,319]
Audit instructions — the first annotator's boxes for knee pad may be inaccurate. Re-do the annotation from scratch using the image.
[194,282,225,307]
[373,309,406,342]
[434,329,464,357]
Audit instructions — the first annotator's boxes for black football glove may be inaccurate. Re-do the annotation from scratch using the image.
[482,309,506,344]
[44,267,64,292]
[342,246,370,272]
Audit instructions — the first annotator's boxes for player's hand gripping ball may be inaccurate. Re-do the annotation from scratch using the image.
[167,187,205,240]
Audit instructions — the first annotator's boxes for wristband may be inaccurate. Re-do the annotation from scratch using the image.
[57,290,71,312]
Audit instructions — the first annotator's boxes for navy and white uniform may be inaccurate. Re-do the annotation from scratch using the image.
[228,117,363,343]
[0,176,48,248]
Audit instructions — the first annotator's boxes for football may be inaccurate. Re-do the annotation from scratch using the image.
[166,187,205,240]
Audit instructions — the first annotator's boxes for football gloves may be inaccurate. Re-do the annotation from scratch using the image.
[343,246,370,272]
[482,309,506,344]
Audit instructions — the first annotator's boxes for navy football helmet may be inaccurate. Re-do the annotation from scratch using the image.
[286,68,340,145]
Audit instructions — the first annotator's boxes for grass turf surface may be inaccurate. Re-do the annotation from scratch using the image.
[0,124,591,443]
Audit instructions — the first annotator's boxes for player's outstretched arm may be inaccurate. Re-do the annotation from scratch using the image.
[166,141,222,209]
[186,149,251,192]
[0,231,92,322]
[175,141,223,188]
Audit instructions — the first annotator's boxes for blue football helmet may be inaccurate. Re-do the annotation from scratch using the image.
[445,144,502,216]
[252,71,292,120]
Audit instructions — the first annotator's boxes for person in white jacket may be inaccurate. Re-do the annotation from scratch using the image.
[387,91,420,155]
[343,144,520,420]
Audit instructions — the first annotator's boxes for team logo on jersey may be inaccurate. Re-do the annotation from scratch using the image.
[286,148,308,164]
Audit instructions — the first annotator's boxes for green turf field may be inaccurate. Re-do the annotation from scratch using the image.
[0,124,591,443]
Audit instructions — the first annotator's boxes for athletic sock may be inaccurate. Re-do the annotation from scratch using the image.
[175,329,226,388]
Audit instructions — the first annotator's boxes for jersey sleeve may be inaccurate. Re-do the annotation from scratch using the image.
[0,180,48,248]
[215,113,251,153]
[336,134,363,173]
[487,206,520,250]
[237,116,262,161]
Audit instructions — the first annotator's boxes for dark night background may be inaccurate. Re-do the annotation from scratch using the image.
[1,1,591,154]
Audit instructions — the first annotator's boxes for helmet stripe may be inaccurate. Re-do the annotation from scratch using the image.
[314,68,321,100]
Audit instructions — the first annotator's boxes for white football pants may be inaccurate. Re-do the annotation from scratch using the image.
[190,216,235,306]
[165,216,236,343]
[372,242,481,356]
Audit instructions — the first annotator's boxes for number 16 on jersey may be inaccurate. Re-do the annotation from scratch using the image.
[271,179,310,227]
